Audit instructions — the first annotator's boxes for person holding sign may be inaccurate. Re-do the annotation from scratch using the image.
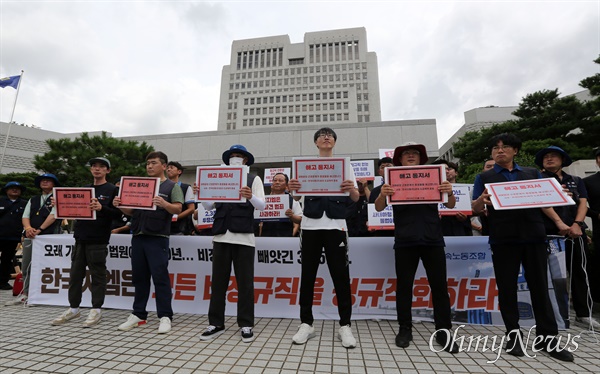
[5,173,60,306]
[536,146,599,329]
[472,134,574,362]
[51,157,121,327]
[258,172,302,237]
[433,159,472,236]
[199,145,265,343]
[374,142,458,353]
[114,151,183,334]
[288,127,359,349]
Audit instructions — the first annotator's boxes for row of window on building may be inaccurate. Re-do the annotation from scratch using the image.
[228,72,368,90]
[230,62,369,81]
[241,90,355,105]
[236,113,372,128]
[239,102,370,116]
[234,41,360,70]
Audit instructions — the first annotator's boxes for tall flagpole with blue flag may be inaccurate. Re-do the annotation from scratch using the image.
[0,70,25,173]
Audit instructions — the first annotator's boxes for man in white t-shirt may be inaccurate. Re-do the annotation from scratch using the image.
[288,127,359,349]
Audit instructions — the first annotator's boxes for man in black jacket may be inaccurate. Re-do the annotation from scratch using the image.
[51,157,121,327]
[583,148,600,302]
[0,181,27,290]
[473,134,574,362]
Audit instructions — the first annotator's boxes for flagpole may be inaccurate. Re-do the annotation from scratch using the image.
[0,70,24,174]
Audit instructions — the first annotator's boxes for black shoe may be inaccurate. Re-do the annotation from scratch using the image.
[505,330,525,357]
[395,325,412,348]
[534,337,574,362]
[241,327,254,343]
[0,283,12,290]
[199,325,225,341]
[435,330,458,354]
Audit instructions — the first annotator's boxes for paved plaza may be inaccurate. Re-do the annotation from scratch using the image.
[1,286,599,373]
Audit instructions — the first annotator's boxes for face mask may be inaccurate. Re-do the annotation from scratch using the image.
[229,157,244,166]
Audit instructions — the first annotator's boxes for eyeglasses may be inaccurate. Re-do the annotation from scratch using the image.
[318,132,334,139]
[491,145,513,151]
[401,150,420,156]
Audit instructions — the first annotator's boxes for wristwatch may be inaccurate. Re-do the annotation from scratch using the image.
[574,221,585,227]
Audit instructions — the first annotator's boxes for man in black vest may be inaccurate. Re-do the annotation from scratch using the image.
[5,173,60,306]
[583,148,600,302]
[199,144,265,343]
[0,181,28,290]
[167,161,196,235]
[536,146,599,329]
[288,127,359,349]
[368,157,394,237]
[472,133,574,362]
[114,151,183,334]
[51,157,121,327]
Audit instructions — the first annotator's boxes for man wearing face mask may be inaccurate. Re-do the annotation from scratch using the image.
[199,145,265,343]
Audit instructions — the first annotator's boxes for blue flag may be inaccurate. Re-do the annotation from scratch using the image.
[0,75,20,89]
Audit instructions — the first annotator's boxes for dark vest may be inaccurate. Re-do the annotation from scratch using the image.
[171,182,194,235]
[131,179,176,236]
[0,197,27,239]
[392,203,445,248]
[541,171,581,233]
[30,194,60,235]
[260,194,294,237]
[479,167,546,244]
[303,195,349,220]
[212,174,257,235]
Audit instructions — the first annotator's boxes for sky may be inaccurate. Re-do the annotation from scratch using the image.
[0,1,598,146]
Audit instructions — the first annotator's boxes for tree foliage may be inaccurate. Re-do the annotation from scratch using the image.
[33,132,153,187]
[455,57,600,183]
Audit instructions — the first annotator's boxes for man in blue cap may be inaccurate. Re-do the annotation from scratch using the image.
[6,173,60,306]
[199,144,265,343]
[0,181,28,290]
[536,146,599,329]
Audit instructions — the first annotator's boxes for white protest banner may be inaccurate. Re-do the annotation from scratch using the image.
[439,184,473,216]
[53,187,96,220]
[264,167,291,186]
[292,157,350,196]
[196,165,249,202]
[367,204,394,230]
[28,235,568,329]
[350,160,375,181]
[195,204,215,229]
[486,177,575,210]
[378,148,395,159]
[254,194,290,221]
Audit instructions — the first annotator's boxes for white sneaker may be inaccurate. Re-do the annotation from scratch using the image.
[158,317,171,334]
[241,327,254,343]
[575,316,600,329]
[292,323,316,345]
[5,294,27,306]
[83,310,102,327]
[51,308,80,325]
[118,314,147,331]
[338,325,357,348]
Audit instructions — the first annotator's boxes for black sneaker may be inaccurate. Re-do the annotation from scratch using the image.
[0,283,12,290]
[199,325,225,341]
[435,330,458,354]
[395,325,412,348]
[534,336,574,362]
[506,330,525,357]
[241,327,254,343]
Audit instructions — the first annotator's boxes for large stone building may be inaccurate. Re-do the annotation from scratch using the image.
[217,27,382,131]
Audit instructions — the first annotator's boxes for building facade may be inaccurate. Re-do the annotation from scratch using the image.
[217,27,382,131]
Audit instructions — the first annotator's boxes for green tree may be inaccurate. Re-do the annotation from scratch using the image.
[33,132,153,187]
[454,57,600,182]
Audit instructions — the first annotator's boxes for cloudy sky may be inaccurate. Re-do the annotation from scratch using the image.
[0,1,598,146]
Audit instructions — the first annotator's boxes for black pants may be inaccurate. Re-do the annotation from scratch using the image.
[395,245,452,329]
[0,240,19,284]
[491,243,558,337]
[208,242,255,328]
[565,235,593,317]
[68,242,108,309]
[299,229,352,326]
[131,235,173,320]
